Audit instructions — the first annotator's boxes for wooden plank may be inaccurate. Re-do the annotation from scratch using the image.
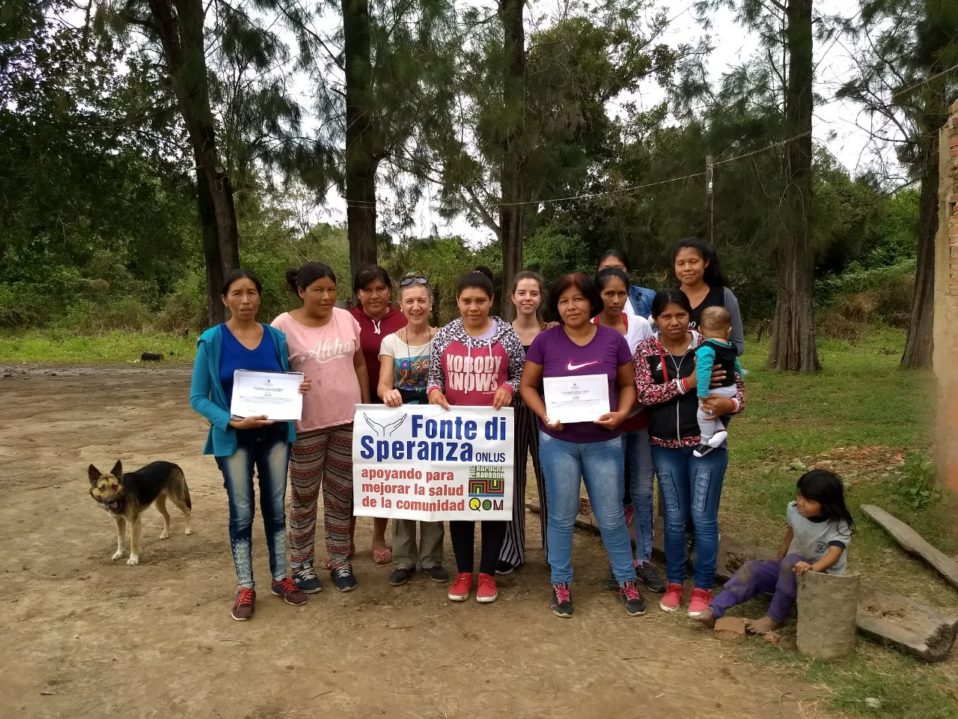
[856,587,958,663]
[861,504,958,590]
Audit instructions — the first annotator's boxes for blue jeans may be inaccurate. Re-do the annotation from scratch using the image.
[539,432,636,585]
[624,428,654,563]
[651,445,728,589]
[215,424,290,588]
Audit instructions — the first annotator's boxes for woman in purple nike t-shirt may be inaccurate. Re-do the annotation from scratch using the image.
[519,273,646,619]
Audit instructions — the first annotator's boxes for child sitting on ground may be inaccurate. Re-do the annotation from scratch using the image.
[693,469,854,634]
[693,306,744,457]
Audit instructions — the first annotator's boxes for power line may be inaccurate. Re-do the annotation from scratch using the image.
[892,62,958,99]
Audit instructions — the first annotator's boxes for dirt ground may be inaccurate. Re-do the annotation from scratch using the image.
[0,365,833,719]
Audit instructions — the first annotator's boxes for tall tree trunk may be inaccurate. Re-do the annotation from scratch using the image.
[343,0,379,282]
[768,0,820,372]
[901,111,942,368]
[497,0,527,320]
[147,0,239,324]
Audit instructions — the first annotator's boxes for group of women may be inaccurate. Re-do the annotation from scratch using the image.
[189,237,745,622]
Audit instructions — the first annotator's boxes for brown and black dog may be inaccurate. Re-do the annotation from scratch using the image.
[88,460,192,565]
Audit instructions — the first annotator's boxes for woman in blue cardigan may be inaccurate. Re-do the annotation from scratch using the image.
[190,269,308,621]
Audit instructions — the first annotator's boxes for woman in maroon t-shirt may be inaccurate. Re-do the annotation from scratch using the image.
[349,265,407,564]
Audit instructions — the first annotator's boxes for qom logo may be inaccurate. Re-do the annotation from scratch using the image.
[468,466,505,511]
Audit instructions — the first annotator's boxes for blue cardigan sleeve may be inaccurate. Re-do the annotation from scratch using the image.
[189,341,232,431]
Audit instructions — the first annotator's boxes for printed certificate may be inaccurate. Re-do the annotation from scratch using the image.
[230,370,304,421]
[542,373,610,424]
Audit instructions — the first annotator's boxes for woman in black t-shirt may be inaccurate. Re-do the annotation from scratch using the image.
[671,238,744,356]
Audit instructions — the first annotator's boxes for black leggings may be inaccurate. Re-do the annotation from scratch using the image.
[450,521,506,575]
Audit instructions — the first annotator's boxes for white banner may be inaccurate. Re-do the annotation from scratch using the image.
[352,404,514,521]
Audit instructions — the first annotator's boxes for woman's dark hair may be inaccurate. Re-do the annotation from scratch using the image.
[671,237,728,287]
[472,265,495,283]
[285,262,337,293]
[796,469,855,533]
[597,249,631,272]
[548,273,602,321]
[222,269,262,296]
[353,264,393,294]
[457,271,494,298]
[650,288,693,319]
[594,266,630,293]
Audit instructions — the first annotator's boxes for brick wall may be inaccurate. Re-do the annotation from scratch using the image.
[934,100,958,493]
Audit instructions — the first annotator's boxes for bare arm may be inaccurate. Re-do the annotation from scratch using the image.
[377,355,402,407]
[354,348,370,404]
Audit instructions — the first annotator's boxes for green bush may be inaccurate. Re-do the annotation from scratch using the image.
[896,451,940,512]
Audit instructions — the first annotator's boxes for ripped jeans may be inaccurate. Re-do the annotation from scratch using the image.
[651,445,728,589]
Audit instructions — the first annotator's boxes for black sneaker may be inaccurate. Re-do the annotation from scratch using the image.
[388,567,413,587]
[422,565,449,583]
[604,566,618,591]
[293,564,323,594]
[619,580,647,616]
[551,583,574,618]
[330,564,358,592]
[495,560,518,575]
[635,562,666,593]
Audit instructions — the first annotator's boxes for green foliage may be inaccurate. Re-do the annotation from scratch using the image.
[896,450,941,511]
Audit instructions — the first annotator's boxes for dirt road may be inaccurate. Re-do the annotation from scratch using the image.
[0,365,829,718]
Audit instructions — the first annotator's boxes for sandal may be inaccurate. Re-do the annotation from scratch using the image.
[372,545,393,564]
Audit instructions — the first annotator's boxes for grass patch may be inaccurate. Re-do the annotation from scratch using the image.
[727,326,957,717]
[0,329,195,364]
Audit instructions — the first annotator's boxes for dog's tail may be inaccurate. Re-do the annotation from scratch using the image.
[172,465,192,510]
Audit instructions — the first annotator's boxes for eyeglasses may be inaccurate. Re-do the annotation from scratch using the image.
[399,275,428,287]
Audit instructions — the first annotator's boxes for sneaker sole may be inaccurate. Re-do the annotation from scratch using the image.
[659,600,681,613]
[388,577,411,587]
[296,585,323,594]
[624,605,648,616]
[551,608,573,618]
[424,573,449,584]
[687,609,708,618]
[476,594,498,603]
[271,592,308,606]
[335,584,357,593]
[448,593,469,601]
[230,612,252,621]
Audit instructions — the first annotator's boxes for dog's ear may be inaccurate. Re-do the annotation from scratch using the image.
[88,465,101,484]
[110,460,123,478]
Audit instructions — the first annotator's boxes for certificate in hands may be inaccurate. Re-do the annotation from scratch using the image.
[543,373,610,424]
[230,370,304,422]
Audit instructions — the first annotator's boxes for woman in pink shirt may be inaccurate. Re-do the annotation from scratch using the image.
[272,262,370,593]
[427,271,525,604]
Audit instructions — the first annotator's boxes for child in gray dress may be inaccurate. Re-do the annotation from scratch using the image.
[692,469,854,634]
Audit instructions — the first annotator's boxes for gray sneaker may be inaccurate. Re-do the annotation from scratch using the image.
[635,562,666,593]
[293,564,323,594]
[422,565,449,583]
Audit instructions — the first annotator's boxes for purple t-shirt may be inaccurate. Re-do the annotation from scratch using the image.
[526,325,632,443]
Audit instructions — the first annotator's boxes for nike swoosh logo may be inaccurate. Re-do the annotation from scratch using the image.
[566,360,599,371]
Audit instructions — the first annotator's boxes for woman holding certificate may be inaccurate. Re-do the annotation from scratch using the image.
[377,273,448,587]
[273,262,370,594]
[519,273,646,619]
[189,270,308,621]
[427,271,525,604]
[633,289,744,618]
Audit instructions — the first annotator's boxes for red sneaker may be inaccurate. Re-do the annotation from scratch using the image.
[687,587,712,617]
[231,587,256,621]
[448,572,473,602]
[659,582,683,613]
[476,573,498,603]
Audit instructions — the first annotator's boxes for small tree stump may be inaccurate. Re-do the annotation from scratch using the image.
[797,570,860,660]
